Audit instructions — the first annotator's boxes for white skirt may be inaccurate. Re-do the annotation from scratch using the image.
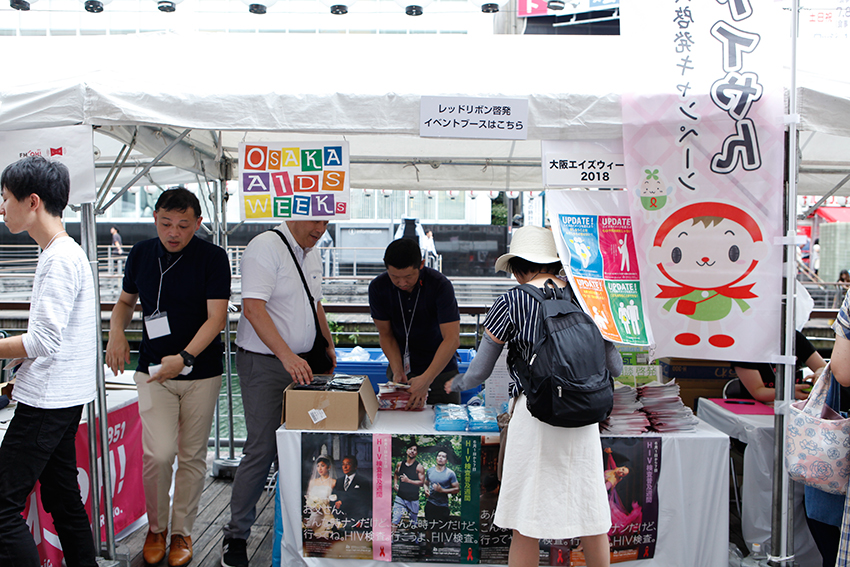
[494,394,612,540]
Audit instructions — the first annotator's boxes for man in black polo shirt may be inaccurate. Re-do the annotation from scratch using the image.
[106,188,230,567]
[369,238,461,409]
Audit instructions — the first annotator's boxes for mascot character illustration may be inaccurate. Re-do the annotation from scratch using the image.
[639,168,672,213]
[649,202,767,348]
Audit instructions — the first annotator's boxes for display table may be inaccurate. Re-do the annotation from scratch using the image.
[275,411,728,567]
[696,398,821,566]
[0,387,145,566]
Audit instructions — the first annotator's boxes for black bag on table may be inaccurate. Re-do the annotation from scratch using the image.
[511,279,613,428]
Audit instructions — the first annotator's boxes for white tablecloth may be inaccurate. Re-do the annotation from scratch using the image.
[276,411,728,567]
[697,398,822,566]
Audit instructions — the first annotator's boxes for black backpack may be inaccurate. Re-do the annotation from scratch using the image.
[510,279,614,428]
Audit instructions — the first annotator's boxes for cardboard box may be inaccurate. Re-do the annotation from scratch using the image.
[676,378,729,410]
[283,376,379,431]
[659,358,738,383]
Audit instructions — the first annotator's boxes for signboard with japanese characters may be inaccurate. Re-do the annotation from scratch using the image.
[621,2,785,362]
[548,189,652,347]
[420,96,528,141]
[543,140,627,188]
[518,0,618,19]
[238,141,350,221]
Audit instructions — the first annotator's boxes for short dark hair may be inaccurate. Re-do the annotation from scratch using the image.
[407,442,418,451]
[507,257,562,278]
[343,455,358,468]
[384,238,421,270]
[1,156,70,217]
[154,187,201,218]
[316,456,331,467]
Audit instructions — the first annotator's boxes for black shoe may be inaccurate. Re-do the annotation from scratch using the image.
[221,537,248,567]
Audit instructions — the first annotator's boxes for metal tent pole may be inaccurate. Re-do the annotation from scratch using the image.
[771,2,801,565]
[213,166,240,479]
[81,203,125,564]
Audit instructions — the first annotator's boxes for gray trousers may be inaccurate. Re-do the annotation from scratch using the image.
[224,349,293,540]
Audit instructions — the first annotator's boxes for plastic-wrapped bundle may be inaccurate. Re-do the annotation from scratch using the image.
[434,404,469,431]
[467,405,500,432]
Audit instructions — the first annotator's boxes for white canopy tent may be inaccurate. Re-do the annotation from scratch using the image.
[2,31,850,199]
[1,26,849,565]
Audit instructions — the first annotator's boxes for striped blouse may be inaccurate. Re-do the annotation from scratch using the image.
[484,286,546,397]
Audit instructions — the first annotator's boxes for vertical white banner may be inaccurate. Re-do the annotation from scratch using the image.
[621,1,785,362]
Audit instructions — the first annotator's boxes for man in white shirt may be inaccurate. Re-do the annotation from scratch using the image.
[0,156,98,567]
[221,220,336,567]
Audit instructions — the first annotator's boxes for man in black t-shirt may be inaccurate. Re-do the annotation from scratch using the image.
[106,188,231,567]
[369,238,461,409]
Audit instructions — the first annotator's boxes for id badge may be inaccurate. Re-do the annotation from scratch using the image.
[403,349,411,376]
[145,312,171,339]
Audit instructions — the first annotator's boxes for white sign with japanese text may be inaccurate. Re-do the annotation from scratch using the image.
[420,96,528,141]
[620,2,785,363]
[542,140,626,188]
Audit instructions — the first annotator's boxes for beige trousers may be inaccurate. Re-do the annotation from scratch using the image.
[134,372,221,537]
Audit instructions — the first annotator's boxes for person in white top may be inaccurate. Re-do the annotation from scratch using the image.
[222,220,336,567]
[0,156,98,567]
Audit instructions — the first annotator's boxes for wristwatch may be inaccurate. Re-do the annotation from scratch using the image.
[179,350,195,367]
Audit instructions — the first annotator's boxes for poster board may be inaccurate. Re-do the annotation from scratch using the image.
[238,141,351,221]
[548,189,652,347]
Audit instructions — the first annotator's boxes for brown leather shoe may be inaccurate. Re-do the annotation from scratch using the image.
[143,530,168,564]
[168,534,193,567]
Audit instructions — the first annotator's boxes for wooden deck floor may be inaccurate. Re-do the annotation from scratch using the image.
[115,456,277,567]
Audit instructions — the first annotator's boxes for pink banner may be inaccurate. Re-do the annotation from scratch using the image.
[22,401,145,565]
[372,434,392,562]
[621,1,785,362]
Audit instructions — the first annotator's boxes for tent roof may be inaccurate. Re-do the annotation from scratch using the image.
[814,207,850,223]
[1,31,849,195]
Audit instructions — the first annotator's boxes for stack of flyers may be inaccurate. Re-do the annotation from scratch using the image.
[602,381,651,435]
[638,380,699,433]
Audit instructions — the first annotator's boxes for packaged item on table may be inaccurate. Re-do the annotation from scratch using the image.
[327,375,364,391]
[377,382,422,410]
[467,405,500,432]
[434,404,469,431]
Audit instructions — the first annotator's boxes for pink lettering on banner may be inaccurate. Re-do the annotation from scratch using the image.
[22,401,145,566]
[373,434,392,561]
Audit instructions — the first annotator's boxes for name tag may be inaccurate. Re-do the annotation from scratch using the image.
[145,312,171,339]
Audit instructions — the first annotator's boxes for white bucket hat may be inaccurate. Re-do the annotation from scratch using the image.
[494,225,562,274]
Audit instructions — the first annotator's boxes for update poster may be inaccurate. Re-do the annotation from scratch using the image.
[548,190,652,346]
[238,141,350,221]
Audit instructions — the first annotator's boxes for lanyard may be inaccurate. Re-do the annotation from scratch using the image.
[154,255,182,315]
[398,283,422,353]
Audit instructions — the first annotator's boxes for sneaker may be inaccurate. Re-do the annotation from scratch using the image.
[221,537,248,567]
